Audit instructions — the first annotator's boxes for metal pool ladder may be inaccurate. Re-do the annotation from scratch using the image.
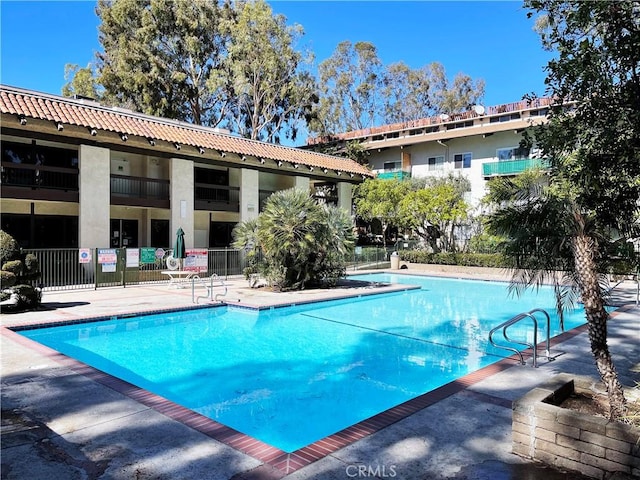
[191,274,227,304]
[488,308,557,368]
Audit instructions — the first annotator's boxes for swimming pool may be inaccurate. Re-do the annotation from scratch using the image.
[18,273,588,453]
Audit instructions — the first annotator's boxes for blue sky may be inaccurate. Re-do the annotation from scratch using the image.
[0,1,553,119]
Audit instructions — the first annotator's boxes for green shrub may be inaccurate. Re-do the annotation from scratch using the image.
[0,270,16,289]
[3,284,42,310]
[0,230,42,310]
[468,233,506,254]
[0,230,20,264]
[2,259,23,275]
[233,189,354,291]
[22,254,40,280]
[399,250,510,268]
[608,258,638,275]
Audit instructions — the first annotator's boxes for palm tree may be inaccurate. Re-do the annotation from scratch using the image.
[232,188,354,290]
[486,170,628,420]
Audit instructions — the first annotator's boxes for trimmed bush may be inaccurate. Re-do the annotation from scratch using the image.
[0,270,17,289]
[11,284,42,307]
[0,230,20,264]
[399,250,510,268]
[0,230,42,311]
[2,259,23,275]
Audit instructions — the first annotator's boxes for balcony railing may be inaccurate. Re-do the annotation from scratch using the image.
[482,158,550,177]
[1,162,79,202]
[110,174,170,208]
[377,170,411,180]
[195,184,240,212]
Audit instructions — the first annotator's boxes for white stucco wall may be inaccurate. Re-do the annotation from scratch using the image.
[367,130,530,209]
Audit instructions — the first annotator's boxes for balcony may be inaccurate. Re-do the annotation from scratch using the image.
[482,158,550,177]
[110,174,170,208]
[1,162,79,202]
[195,184,240,212]
[377,170,411,180]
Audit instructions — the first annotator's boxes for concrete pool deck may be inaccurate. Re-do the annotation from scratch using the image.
[1,268,638,479]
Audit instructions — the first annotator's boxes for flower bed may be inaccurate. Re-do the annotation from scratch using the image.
[512,373,640,479]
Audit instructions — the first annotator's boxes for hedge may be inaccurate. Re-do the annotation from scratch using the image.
[399,250,638,274]
[399,251,511,268]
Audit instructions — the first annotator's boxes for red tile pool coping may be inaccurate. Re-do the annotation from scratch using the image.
[3,304,631,477]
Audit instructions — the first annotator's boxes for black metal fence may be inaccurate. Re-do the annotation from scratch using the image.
[25,247,391,291]
[25,248,247,291]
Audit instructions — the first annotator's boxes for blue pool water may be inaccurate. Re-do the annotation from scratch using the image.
[19,274,588,452]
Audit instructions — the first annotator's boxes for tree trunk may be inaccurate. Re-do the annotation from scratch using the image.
[572,231,628,420]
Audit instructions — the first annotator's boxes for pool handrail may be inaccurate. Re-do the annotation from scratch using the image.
[488,308,553,368]
[192,273,228,304]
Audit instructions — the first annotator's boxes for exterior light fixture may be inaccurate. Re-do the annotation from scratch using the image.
[293,163,299,169]
[19,116,27,126]
[350,173,355,178]
[309,166,314,172]
[89,128,97,136]
[198,147,205,154]
[241,155,247,161]
[220,151,226,158]
[174,143,181,150]
[323,168,328,173]
[120,133,128,141]
[277,161,283,167]
[56,122,64,131]
[336,171,342,176]
[259,158,265,164]
[148,138,156,146]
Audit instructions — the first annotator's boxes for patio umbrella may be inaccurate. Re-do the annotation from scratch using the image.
[174,227,186,269]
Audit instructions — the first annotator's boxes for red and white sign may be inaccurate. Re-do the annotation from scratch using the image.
[183,249,208,272]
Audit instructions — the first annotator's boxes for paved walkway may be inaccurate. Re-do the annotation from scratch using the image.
[1,268,638,479]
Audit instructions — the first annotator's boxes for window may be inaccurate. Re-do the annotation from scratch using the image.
[383,161,400,172]
[194,167,228,185]
[209,222,237,247]
[1,214,78,248]
[454,153,472,169]
[427,156,444,171]
[497,146,530,161]
[1,141,78,168]
[490,113,521,123]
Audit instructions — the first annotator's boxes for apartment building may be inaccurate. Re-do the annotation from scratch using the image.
[1,85,372,250]
[307,98,553,210]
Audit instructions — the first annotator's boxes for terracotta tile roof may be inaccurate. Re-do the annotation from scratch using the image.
[0,85,373,178]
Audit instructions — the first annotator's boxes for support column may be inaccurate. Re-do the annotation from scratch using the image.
[294,175,310,193]
[337,182,353,213]
[240,168,260,223]
[170,157,194,248]
[79,144,110,248]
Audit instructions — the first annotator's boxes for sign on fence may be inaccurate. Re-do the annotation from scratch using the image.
[78,248,92,264]
[140,248,156,264]
[97,248,117,273]
[126,248,140,268]
[183,249,208,272]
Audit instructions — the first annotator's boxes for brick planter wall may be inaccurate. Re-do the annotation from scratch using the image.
[512,373,640,479]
